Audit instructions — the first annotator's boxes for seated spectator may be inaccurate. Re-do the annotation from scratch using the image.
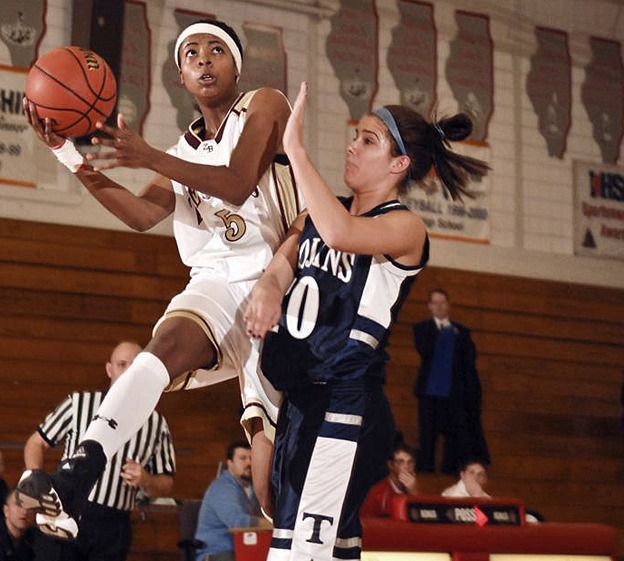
[441,458,542,523]
[195,441,270,561]
[0,490,35,561]
[361,443,419,518]
[442,458,490,498]
[0,450,8,516]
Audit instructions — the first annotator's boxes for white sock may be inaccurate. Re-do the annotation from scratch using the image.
[83,352,170,461]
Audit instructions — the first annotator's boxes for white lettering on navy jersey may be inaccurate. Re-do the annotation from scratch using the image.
[298,237,355,284]
[261,197,429,390]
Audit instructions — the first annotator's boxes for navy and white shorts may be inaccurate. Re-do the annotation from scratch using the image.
[267,380,395,561]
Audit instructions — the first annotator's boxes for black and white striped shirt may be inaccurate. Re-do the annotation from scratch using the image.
[38,391,176,511]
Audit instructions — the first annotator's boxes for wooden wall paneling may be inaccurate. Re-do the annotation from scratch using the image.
[0,338,136,367]
[411,265,624,305]
[0,287,167,325]
[480,368,618,398]
[0,358,113,385]
[0,218,174,251]
[2,218,624,558]
[0,261,184,299]
[487,455,624,482]
[478,354,623,384]
[0,314,149,344]
[391,308,624,347]
[401,269,624,323]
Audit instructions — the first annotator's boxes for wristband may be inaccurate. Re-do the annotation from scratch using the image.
[51,139,84,173]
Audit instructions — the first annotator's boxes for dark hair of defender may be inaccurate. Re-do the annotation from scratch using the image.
[381,106,490,200]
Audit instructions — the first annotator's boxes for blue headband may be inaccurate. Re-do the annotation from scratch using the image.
[373,107,408,156]
[372,107,412,182]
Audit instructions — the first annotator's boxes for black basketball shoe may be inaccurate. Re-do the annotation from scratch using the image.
[16,440,106,539]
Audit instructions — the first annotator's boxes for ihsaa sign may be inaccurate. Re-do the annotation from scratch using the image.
[574,160,624,260]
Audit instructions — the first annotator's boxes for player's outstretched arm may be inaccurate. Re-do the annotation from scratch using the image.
[244,212,306,339]
[76,167,175,231]
[88,89,291,207]
[24,98,174,231]
[283,82,426,262]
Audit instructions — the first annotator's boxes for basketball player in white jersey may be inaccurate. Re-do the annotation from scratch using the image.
[18,19,301,539]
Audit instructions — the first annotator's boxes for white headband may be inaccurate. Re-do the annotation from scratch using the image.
[174,23,242,74]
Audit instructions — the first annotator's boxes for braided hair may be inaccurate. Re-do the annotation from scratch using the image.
[377,105,489,200]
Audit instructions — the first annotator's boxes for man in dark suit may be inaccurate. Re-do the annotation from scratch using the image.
[412,289,489,474]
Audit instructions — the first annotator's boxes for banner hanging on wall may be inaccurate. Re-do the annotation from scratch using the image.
[402,143,490,243]
[387,0,436,116]
[445,11,493,143]
[0,65,34,188]
[574,160,624,260]
[119,0,151,136]
[581,38,623,165]
[238,22,286,95]
[0,0,46,68]
[326,0,379,121]
[526,27,572,159]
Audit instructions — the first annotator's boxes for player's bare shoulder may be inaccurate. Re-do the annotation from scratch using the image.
[406,207,427,234]
[404,208,427,246]
[385,207,427,265]
[246,88,291,125]
[386,205,427,235]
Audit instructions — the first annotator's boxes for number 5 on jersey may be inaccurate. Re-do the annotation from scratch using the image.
[215,209,246,241]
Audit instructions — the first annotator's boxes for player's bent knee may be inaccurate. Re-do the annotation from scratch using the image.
[148,317,216,375]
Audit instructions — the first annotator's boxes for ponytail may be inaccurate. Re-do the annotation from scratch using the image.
[378,106,489,200]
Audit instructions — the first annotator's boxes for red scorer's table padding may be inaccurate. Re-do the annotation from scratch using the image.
[361,518,616,557]
[233,495,616,561]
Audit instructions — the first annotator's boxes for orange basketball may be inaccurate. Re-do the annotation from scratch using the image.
[26,46,117,137]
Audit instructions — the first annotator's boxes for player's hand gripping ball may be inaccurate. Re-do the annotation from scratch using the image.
[25,46,117,137]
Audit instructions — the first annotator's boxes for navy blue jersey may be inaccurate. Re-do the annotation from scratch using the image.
[262,197,429,390]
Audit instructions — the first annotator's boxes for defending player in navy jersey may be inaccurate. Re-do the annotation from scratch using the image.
[259,196,427,390]
[245,82,489,561]
[18,19,301,538]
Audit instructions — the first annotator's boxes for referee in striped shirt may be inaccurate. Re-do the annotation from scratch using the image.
[23,341,176,561]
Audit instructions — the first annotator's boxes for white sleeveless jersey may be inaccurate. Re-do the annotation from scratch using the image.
[168,90,302,282]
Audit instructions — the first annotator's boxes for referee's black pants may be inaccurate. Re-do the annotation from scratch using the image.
[33,502,132,561]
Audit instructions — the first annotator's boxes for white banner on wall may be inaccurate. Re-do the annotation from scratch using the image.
[574,160,624,260]
[402,142,491,243]
[0,64,34,188]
